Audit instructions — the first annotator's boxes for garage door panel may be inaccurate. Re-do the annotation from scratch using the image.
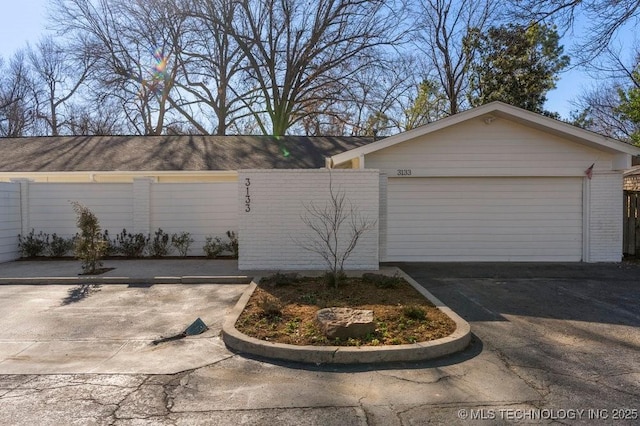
[387,220,582,229]
[387,232,581,243]
[389,203,581,213]
[387,216,581,224]
[386,177,583,261]
[390,249,581,262]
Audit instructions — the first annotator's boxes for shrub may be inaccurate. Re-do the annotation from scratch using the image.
[203,236,226,258]
[48,233,75,257]
[71,201,107,274]
[257,295,283,318]
[260,272,300,287]
[101,230,119,256]
[362,273,403,289]
[226,230,239,258]
[148,228,171,257]
[402,305,426,321]
[171,232,193,257]
[17,229,49,258]
[116,229,148,257]
[323,270,348,288]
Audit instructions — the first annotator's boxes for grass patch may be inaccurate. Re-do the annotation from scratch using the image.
[235,274,456,346]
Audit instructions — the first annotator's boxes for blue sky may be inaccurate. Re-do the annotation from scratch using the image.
[0,1,632,120]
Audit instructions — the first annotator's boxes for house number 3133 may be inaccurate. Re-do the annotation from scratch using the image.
[244,178,251,212]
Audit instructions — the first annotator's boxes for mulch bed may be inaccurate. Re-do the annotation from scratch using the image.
[235,274,457,346]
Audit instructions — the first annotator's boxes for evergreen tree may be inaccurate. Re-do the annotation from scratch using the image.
[466,23,569,113]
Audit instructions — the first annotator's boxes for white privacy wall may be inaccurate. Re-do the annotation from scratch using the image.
[238,169,380,270]
[2,179,238,259]
[150,182,237,255]
[27,183,134,235]
[0,183,21,262]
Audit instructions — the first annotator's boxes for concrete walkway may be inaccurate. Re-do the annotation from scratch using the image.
[0,258,249,284]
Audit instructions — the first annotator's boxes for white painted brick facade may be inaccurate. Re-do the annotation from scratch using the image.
[0,183,21,262]
[238,169,379,270]
[0,170,627,264]
[378,173,388,262]
[0,181,237,260]
[28,183,135,236]
[588,173,623,262]
[150,182,237,256]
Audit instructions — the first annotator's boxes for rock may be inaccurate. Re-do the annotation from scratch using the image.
[316,307,375,340]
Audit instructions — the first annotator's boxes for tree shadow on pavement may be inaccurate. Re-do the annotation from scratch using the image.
[61,284,102,306]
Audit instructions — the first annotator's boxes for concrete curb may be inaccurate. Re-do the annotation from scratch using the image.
[0,276,253,285]
[221,267,471,364]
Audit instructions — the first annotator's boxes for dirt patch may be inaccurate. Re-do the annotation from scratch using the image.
[235,274,457,346]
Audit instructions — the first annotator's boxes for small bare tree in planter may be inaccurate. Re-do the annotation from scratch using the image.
[299,173,377,288]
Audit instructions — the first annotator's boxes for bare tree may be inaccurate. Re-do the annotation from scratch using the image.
[52,0,185,135]
[413,0,496,115]
[506,0,640,61]
[27,37,94,136]
[576,85,637,141]
[176,0,256,135]
[299,173,377,287]
[297,53,416,136]
[575,47,640,142]
[65,100,126,135]
[0,51,36,137]
[218,0,404,135]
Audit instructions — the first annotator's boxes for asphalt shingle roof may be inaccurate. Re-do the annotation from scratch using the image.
[0,135,373,172]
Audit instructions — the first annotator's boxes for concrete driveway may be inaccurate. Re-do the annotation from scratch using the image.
[0,282,247,374]
[0,261,639,425]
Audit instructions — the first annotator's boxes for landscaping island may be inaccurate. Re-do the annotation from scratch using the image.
[222,268,471,364]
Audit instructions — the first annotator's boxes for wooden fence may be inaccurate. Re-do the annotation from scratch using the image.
[623,191,640,256]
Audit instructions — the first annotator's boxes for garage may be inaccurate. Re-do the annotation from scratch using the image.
[329,102,640,263]
[386,176,583,261]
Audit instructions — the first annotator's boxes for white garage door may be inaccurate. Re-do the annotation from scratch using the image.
[386,177,583,261]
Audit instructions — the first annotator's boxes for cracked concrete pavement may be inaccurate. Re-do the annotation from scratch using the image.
[0,262,639,425]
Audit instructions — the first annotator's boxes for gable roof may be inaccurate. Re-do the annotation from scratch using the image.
[329,101,640,166]
[0,135,373,172]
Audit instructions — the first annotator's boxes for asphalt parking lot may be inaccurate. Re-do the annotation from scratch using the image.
[397,261,640,419]
[0,260,638,425]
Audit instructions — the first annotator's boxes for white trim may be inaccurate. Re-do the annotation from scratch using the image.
[0,170,239,183]
[330,102,640,166]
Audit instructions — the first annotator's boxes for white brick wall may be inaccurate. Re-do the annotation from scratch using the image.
[238,169,379,270]
[150,182,237,256]
[0,183,21,262]
[588,173,624,262]
[2,181,238,258]
[28,183,135,236]
[378,174,388,262]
